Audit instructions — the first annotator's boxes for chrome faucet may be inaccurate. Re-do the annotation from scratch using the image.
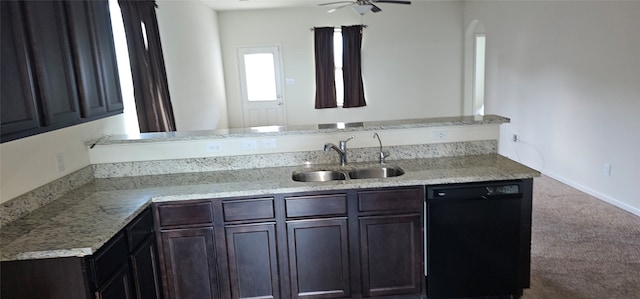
[324,136,354,166]
[373,132,390,164]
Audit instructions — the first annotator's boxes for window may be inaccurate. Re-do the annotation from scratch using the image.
[242,52,278,102]
[473,34,486,115]
[314,25,365,109]
[334,30,344,107]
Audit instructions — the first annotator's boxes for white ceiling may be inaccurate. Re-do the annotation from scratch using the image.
[197,0,430,11]
[198,0,335,11]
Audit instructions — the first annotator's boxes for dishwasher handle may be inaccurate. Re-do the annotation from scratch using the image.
[430,192,522,201]
[480,193,523,200]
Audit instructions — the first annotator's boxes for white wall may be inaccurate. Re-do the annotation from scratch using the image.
[217,2,464,128]
[0,115,126,204]
[464,1,640,215]
[156,0,229,130]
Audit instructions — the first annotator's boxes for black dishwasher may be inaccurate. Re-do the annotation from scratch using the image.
[426,180,531,299]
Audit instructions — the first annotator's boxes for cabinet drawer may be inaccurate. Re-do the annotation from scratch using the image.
[126,208,154,251]
[156,201,213,227]
[358,187,424,213]
[92,232,129,288]
[223,198,275,222]
[285,194,348,218]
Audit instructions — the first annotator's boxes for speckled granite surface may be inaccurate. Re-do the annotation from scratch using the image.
[0,154,539,261]
[93,140,497,178]
[0,166,94,227]
[90,115,509,145]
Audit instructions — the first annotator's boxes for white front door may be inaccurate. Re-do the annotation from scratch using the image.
[238,46,285,128]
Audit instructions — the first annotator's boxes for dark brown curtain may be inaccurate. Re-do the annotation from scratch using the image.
[118,0,176,132]
[342,25,366,108]
[314,27,337,109]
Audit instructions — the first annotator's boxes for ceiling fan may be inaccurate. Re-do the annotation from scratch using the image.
[319,0,412,15]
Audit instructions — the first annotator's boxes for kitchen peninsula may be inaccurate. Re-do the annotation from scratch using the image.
[1,115,540,299]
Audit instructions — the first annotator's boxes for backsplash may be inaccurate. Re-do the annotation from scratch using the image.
[0,166,94,226]
[92,140,497,178]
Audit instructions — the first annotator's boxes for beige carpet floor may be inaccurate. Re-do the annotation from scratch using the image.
[523,176,640,299]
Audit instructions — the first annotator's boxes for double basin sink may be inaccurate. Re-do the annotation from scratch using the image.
[292,166,404,182]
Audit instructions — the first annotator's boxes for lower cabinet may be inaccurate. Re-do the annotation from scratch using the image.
[287,219,350,298]
[0,208,162,299]
[130,237,164,299]
[226,223,280,299]
[357,187,424,297]
[160,227,220,299]
[95,265,133,299]
[152,186,425,299]
[359,215,422,297]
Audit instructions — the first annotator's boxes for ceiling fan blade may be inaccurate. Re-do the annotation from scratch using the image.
[318,1,356,6]
[327,3,354,13]
[373,0,411,4]
[371,4,382,12]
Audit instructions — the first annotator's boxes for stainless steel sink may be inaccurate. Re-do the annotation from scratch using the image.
[292,170,347,182]
[348,166,404,179]
[292,166,404,182]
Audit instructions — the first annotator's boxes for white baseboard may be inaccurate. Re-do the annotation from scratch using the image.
[542,171,640,218]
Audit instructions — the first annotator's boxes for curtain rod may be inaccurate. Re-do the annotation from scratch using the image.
[310,25,367,31]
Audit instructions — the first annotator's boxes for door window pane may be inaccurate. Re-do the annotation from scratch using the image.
[244,53,277,102]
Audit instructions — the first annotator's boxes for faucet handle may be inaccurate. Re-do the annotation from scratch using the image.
[339,136,354,148]
[379,151,390,164]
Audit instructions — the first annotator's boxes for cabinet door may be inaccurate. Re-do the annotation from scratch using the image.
[160,228,220,299]
[65,0,107,118]
[95,264,133,299]
[90,0,124,113]
[1,1,41,139]
[359,215,422,297]
[287,219,350,299]
[23,0,81,127]
[226,223,279,299]
[130,237,162,299]
[64,0,123,118]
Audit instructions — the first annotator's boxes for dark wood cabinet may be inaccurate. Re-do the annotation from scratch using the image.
[225,223,280,299]
[160,228,220,299]
[284,193,350,299]
[95,264,133,299]
[0,208,162,299]
[152,187,425,299]
[90,0,124,114]
[223,197,279,299]
[66,0,123,118]
[0,0,123,142]
[1,1,41,137]
[359,215,422,297]
[287,218,351,299]
[155,200,221,299]
[130,237,163,299]
[357,187,425,297]
[23,0,82,127]
[128,209,163,299]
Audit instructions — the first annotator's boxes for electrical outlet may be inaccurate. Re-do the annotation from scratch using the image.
[432,130,448,140]
[206,142,223,153]
[240,140,258,151]
[261,139,277,149]
[55,153,66,172]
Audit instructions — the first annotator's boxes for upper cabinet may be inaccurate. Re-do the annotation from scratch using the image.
[0,0,124,143]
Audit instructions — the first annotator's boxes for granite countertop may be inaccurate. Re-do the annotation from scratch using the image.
[92,115,509,145]
[0,154,539,261]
